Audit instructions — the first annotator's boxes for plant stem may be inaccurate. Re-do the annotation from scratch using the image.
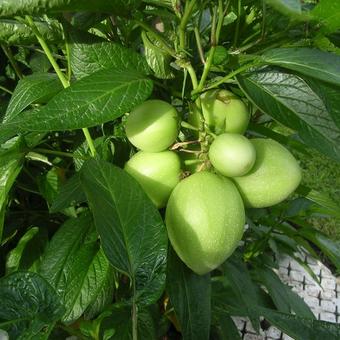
[204,62,259,91]
[33,148,87,160]
[25,16,97,157]
[132,283,138,340]
[134,20,177,57]
[181,121,199,131]
[194,27,205,64]
[1,45,23,79]
[0,85,13,95]
[179,0,196,50]
[186,63,199,89]
[233,0,242,47]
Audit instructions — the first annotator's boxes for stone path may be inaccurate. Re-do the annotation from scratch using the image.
[233,253,340,339]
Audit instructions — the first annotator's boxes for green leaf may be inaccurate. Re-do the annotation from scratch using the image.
[0,0,142,17]
[221,255,262,331]
[0,271,64,339]
[253,267,315,318]
[297,185,340,219]
[70,30,150,79]
[4,73,63,124]
[255,307,340,340]
[211,311,241,340]
[166,248,211,340]
[39,213,113,323]
[50,173,86,213]
[297,227,340,271]
[80,159,167,306]
[265,0,309,19]
[9,68,153,132]
[0,137,25,241]
[312,0,340,33]
[141,31,174,79]
[261,48,340,87]
[237,68,340,161]
[6,227,47,274]
[0,19,62,45]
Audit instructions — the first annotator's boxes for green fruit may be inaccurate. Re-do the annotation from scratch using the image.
[233,139,302,208]
[209,133,256,177]
[166,171,245,275]
[125,151,181,208]
[125,100,179,152]
[201,89,250,134]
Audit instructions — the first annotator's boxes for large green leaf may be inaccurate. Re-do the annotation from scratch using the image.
[80,159,167,306]
[221,255,261,331]
[69,30,150,79]
[265,0,310,19]
[39,213,113,323]
[237,68,340,161]
[0,19,62,45]
[261,48,340,87]
[0,0,142,17]
[0,137,25,241]
[4,73,63,124]
[312,0,340,33]
[166,248,211,340]
[253,267,315,318]
[257,307,340,340]
[0,271,64,339]
[8,68,152,132]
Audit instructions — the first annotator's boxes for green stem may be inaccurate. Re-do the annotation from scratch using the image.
[181,121,199,131]
[233,0,242,47]
[1,45,23,79]
[186,63,199,89]
[0,85,13,95]
[33,148,87,160]
[25,16,96,157]
[184,159,203,166]
[179,0,196,50]
[65,37,72,82]
[194,27,205,64]
[204,62,259,91]
[132,282,138,340]
[134,20,176,57]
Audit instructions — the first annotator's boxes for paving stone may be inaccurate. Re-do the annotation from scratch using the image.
[305,284,321,298]
[321,288,336,300]
[321,300,336,313]
[319,312,336,323]
[290,281,304,293]
[289,269,304,282]
[232,316,246,330]
[278,267,289,275]
[0,330,9,340]
[278,256,290,268]
[243,334,263,340]
[306,256,318,265]
[334,298,340,308]
[304,296,320,308]
[320,267,333,278]
[245,321,257,333]
[265,326,282,339]
[307,264,321,275]
[321,278,336,290]
[282,334,295,340]
[289,259,303,271]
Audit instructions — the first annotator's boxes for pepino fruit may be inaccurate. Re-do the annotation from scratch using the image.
[125,99,179,152]
[208,133,256,177]
[233,138,302,208]
[125,151,181,208]
[200,89,250,135]
[165,171,245,275]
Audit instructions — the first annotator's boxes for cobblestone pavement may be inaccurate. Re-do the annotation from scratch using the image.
[233,254,340,339]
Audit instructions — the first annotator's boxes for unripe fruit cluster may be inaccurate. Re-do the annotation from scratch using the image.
[124,93,302,275]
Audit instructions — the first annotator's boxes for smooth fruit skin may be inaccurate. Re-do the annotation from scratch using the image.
[125,100,179,152]
[165,171,245,275]
[125,151,181,208]
[233,139,302,208]
[201,89,250,134]
[209,133,256,177]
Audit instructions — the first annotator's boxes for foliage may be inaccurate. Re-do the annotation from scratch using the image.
[0,0,339,339]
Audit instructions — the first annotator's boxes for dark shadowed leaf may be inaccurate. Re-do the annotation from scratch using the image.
[265,0,309,19]
[0,271,64,339]
[261,48,340,87]
[39,213,113,322]
[80,159,167,306]
[69,30,149,79]
[166,248,211,340]
[237,68,340,161]
[211,311,241,340]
